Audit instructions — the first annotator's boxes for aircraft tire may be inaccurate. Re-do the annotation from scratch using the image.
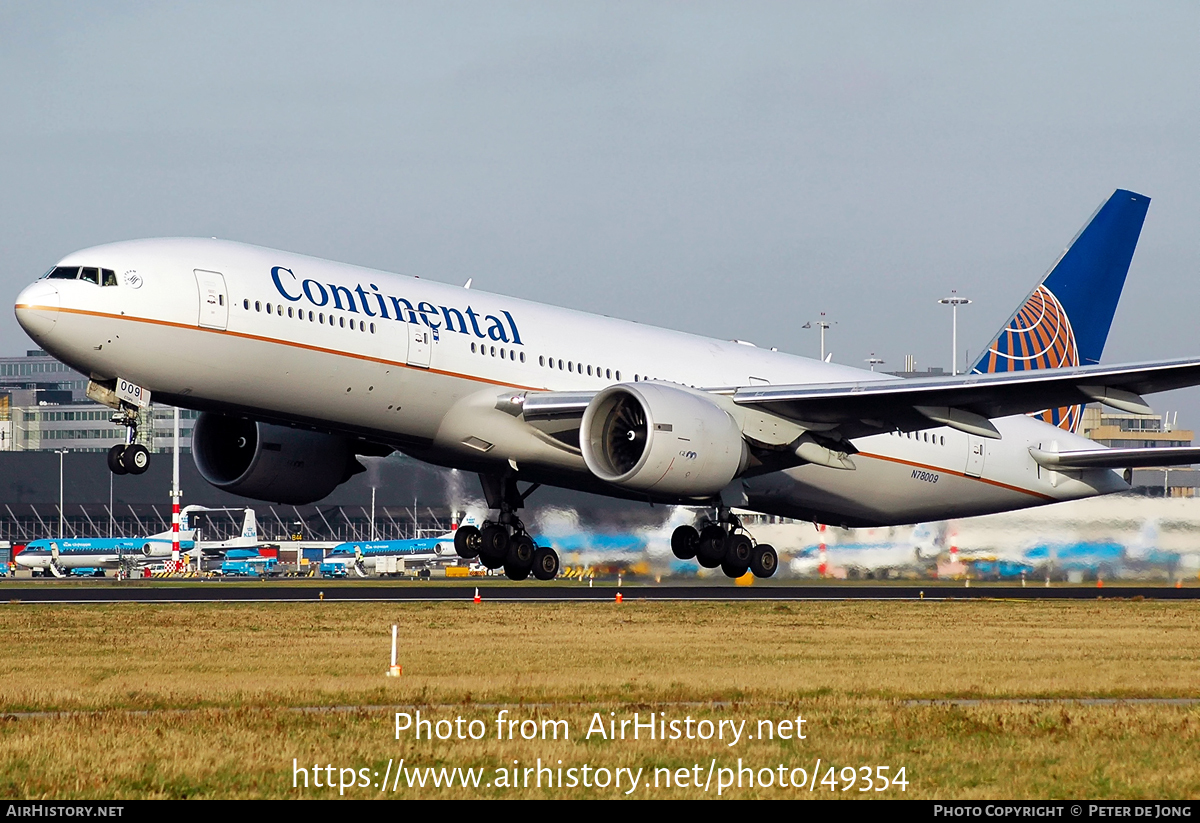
[504,563,530,581]
[696,525,726,568]
[531,546,560,580]
[724,533,753,566]
[121,444,151,475]
[454,525,481,559]
[107,445,129,476]
[750,544,778,579]
[671,525,699,560]
[507,534,536,570]
[478,524,509,568]
[721,560,749,579]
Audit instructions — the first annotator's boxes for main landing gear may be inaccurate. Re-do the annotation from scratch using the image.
[671,509,778,579]
[106,408,150,476]
[453,475,559,582]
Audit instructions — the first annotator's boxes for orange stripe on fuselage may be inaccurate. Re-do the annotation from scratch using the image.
[15,304,549,393]
[855,450,1054,502]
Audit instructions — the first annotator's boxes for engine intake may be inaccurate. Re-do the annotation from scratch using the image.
[580,382,747,498]
[192,412,362,504]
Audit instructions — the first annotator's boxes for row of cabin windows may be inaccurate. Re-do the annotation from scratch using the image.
[537,356,621,381]
[892,430,946,446]
[45,266,118,286]
[470,342,526,363]
[244,299,376,333]
[242,297,657,383]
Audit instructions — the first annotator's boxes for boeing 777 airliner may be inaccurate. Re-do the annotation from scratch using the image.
[15,190,1200,581]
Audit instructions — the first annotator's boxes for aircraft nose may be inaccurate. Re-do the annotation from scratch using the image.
[14,281,60,341]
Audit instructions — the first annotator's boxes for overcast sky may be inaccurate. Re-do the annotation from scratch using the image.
[3,2,1198,421]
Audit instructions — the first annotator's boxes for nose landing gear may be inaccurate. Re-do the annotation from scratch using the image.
[672,509,778,579]
[106,408,150,476]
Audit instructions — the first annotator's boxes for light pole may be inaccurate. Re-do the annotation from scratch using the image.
[865,354,885,372]
[56,449,68,538]
[938,291,972,375]
[803,313,834,361]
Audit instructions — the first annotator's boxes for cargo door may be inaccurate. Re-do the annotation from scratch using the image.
[194,270,228,330]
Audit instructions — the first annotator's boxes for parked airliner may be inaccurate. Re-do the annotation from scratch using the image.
[16,529,196,577]
[15,190,1200,582]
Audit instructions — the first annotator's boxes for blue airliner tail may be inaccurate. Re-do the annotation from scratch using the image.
[969,189,1150,432]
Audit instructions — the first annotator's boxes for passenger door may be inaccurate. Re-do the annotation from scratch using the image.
[194,270,228,330]
[965,435,986,478]
[407,322,431,368]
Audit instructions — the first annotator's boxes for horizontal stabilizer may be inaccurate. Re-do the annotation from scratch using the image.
[1030,446,1200,470]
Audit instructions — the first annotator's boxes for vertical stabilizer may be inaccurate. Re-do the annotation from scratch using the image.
[970,190,1150,431]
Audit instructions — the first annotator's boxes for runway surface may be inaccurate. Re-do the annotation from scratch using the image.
[0,582,1196,602]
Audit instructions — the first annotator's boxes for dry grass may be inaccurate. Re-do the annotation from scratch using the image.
[0,600,1198,798]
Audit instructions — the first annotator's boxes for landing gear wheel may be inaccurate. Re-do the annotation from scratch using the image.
[507,534,536,570]
[478,524,509,569]
[696,524,726,568]
[724,533,753,567]
[531,546,560,581]
[750,544,778,578]
[107,445,129,476]
[454,525,481,559]
[671,525,699,560]
[120,444,150,475]
[721,560,749,579]
[504,563,530,581]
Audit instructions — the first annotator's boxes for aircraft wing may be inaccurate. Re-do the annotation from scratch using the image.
[732,358,1200,440]
[1030,446,1200,470]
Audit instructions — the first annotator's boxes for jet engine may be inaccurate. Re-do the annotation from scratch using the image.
[580,382,747,498]
[191,412,363,504]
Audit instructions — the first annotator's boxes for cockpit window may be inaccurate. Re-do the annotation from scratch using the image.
[43,266,119,286]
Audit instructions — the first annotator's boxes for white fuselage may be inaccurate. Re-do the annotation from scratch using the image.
[14,238,1127,528]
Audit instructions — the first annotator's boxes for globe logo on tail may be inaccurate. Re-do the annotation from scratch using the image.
[977,285,1081,432]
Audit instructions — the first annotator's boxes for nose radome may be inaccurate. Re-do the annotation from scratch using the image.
[14,281,59,341]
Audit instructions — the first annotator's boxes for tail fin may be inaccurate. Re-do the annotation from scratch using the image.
[240,509,257,542]
[970,189,1150,432]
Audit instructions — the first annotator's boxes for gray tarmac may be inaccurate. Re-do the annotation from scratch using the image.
[0,581,1196,603]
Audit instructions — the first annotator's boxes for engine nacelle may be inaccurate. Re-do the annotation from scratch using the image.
[192,412,362,504]
[580,382,747,498]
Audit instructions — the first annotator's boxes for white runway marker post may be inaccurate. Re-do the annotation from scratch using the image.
[386,625,401,677]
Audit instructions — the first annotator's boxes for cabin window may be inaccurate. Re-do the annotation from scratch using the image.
[255,301,261,312]
[244,299,250,310]
[266,303,272,314]
[47,266,79,280]
[520,352,526,363]
[79,268,100,285]
[102,269,117,286]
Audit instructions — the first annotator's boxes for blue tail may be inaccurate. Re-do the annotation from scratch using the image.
[970,189,1150,432]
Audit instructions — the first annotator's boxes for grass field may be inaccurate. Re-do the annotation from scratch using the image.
[1,600,1198,799]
